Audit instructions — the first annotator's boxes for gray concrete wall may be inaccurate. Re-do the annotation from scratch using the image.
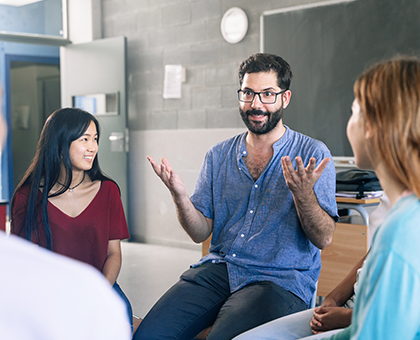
[101,0,326,249]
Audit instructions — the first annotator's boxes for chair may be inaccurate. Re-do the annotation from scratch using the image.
[202,235,211,257]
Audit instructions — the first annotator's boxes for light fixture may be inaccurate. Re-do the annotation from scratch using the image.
[220,7,248,44]
[0,0,43,6]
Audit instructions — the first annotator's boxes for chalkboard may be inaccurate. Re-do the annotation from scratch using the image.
[262,0,420,156]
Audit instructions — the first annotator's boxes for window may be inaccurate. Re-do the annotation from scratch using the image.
[0,0,69,45]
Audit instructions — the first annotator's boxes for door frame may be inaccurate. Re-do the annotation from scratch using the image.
[3,54,60,201]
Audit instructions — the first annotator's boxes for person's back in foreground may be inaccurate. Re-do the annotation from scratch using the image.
[0,230,131,340]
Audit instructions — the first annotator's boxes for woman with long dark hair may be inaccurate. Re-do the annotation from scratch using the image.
[11,107,134,333]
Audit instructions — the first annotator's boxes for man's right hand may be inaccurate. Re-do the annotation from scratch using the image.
[147,156,212,243]
[147,156,187,199]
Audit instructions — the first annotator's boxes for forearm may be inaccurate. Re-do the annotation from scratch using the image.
[294,190,335,249]
[103,240,122,286]
[103,254,121,285]
[173,193,212,243]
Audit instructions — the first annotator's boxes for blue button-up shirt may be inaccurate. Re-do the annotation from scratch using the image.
[191,126,338,305]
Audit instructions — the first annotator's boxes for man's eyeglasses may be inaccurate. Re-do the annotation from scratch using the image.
[237,89,287,104]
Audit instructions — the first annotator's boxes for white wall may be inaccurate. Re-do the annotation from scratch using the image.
[129,128,245,249]
[67,0,101,43]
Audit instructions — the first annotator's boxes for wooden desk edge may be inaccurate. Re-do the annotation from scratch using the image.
[336,197,381,204]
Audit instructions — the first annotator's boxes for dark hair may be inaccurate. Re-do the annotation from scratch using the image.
[11,107,113,249]
[238,53,293,90]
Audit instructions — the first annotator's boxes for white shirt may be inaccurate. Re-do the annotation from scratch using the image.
[368,193,391,244]
[0,232,131,340]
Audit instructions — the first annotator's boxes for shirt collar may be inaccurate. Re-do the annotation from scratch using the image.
[238,125,291,160]
[272,125,291,153]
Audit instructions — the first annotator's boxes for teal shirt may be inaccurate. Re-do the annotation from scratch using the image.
[328,194,420,340]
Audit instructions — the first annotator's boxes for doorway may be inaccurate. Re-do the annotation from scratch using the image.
[6,55,60,194]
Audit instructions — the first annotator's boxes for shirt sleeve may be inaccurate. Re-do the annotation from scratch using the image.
[304,140,339,222]
[349,250,420,339]
[11,189,29,237]
[190,149,214,219]
[107,182,130,241]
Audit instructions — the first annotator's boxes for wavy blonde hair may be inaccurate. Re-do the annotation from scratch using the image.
[354,57,420,197]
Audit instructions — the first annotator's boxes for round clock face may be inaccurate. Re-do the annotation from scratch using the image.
[220,7,248,44]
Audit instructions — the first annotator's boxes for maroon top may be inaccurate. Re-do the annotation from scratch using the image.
[12,180,130,272]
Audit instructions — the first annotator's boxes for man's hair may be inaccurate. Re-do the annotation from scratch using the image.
[238,53,293,90]
[354,56,420,197]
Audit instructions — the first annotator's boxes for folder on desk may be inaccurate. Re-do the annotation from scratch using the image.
[336,191,383,199]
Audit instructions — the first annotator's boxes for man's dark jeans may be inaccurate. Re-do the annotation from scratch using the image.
[134,262,306,340]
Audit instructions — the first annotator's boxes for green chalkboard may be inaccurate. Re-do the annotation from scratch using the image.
[262,0,420,156]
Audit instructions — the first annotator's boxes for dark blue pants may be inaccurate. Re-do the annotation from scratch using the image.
[113,281,133,333]
[134,262,306,340]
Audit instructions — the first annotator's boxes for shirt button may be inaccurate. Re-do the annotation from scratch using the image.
[239,167,241,171]
[242,151,246,155]
[254,184,258,188]
[212,260,216,263]
[250,210,254,214]
[232,254,236,257]
[241,234,245,237]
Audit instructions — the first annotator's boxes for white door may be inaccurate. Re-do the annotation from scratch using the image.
[60,37,128,216]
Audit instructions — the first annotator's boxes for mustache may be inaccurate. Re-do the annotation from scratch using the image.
[245,109,268,116]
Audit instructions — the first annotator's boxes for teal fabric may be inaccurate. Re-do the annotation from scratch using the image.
[326,194,420,340]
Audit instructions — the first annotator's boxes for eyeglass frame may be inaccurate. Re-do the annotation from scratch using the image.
[237,89,288,104]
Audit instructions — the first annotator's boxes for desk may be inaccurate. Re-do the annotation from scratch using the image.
[336,197,380,226]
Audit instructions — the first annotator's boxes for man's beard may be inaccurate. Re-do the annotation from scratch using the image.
[239,107,283,135]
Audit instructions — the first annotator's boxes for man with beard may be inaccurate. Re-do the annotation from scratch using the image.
[138,53,338,340]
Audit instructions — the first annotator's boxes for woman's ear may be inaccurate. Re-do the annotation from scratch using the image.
[364,120,373,139]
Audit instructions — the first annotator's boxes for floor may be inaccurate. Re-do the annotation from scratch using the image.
[118,241,202,318]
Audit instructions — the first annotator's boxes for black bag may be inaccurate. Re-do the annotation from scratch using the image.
[336,169,382,199]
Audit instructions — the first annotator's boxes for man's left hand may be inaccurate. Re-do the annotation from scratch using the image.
[281,156,330,196]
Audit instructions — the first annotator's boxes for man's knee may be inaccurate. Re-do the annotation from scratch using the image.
[134,264,230,340]
[254,281,306,315]
[205,282,306,340]
[223,281,307,322]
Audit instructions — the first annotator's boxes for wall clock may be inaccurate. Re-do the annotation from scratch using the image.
[220,7,248,44]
